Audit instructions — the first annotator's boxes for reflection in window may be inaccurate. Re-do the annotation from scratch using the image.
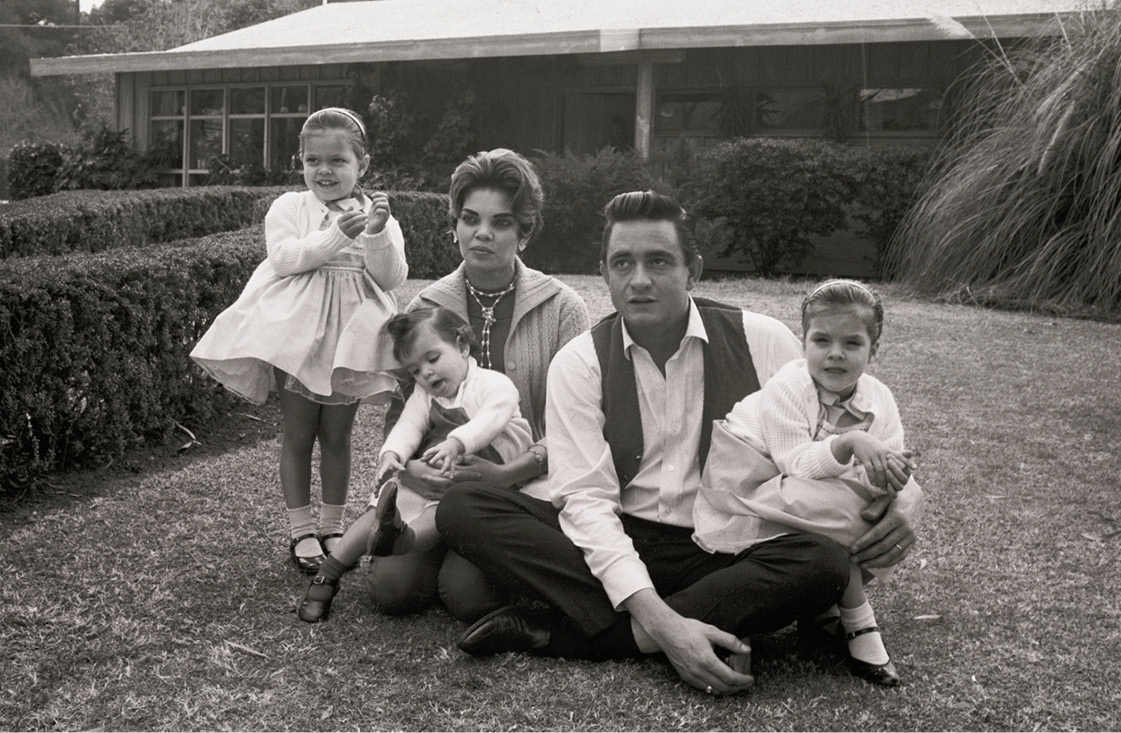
[754,88,825,132]
[151,90,184,117]
[150,119,183,169]
[229,118,265,166]
[271,85,309,114]
[656,97,721,133]
[859,88,941,133]
[270,117,305,171]
[315,85,347,110]
[190,89,224,116]
[189,118,222,169]
[230,87,265,115]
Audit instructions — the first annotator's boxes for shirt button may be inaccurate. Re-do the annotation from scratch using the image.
[508,362,516,370]
[666,464,674,472]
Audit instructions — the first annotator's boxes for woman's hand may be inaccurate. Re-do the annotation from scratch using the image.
[448,455,515,492]
[398,459,455,501]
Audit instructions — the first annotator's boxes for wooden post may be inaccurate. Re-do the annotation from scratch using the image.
[634,60,654,161]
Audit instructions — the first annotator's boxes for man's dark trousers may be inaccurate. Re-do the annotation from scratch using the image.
[436,485,850,659]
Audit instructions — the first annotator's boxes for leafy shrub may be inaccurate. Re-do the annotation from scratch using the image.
[0,156,9,200]
[8,141,65,200]
[528,147,660,274]
[205,154,302,187]
[0,186,293,258]
[682,138,854,277]
[848,147,934,278]
[0,231,262,491]
[55,126,160,192]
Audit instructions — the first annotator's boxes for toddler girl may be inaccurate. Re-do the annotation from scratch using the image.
[298,306,533,623]
[191,107,406,574]
[693,279,923,687]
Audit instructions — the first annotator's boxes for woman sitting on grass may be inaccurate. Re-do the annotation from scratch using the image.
[298,306,533,622]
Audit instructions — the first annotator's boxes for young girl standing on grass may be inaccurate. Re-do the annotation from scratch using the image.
[191,107,406,575]
[297,306,532,623]
[693,279,923,687]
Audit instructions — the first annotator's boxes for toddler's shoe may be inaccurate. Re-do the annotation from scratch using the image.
[846,626,901,687]
[366,477,405,556]
[298,574,339,623]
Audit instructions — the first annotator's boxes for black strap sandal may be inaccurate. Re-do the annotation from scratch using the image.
[289,533,325,575]
[845,626,901,687]
[297,574,339,623]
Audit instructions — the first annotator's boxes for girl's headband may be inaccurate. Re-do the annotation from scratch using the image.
[805,279,876,301]
[311,107,367,142]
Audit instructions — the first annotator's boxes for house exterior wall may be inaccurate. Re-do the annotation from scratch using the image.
[113,39,987,275]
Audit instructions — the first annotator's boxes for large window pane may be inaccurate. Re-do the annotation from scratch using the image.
[271,85,309,114]
[151,90,185,117]
[190,89,224,117]
[315,85,347,110]
[229,118,265,166]
[230,87,265,115]
[270,117,304,170]
[189,118,223,169]
[150,119,184,169]
[859,88,941,133]
[656,97,720,133]
[754,88,825,132]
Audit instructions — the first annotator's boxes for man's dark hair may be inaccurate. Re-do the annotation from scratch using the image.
[599,190,697,265]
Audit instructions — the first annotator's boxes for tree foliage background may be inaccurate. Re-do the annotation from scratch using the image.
[1,0,320,158]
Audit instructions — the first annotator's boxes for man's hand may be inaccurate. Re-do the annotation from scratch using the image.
[625,589,754,695]
[398,459,455,501]
[852,491,916,568]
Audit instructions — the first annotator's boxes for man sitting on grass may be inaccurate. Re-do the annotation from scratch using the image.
[436,190,919,695]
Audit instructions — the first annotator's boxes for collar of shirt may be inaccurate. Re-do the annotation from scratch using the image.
[619,298,709,361]
[816,377,875,420]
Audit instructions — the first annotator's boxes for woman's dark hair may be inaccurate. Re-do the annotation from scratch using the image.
[600,189,697,266]
[800,278,885,355]
[385,306,477,363]
[448,148,544,243]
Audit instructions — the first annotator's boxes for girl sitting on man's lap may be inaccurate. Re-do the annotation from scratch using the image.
[693,278,924,687]
[298,306,533,623]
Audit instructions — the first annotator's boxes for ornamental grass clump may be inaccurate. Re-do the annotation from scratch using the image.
[887,7,1121,317]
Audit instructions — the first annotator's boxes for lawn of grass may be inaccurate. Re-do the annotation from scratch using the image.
[2,275,1118,731]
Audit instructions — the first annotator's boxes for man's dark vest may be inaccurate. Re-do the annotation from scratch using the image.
[590,297,760,488]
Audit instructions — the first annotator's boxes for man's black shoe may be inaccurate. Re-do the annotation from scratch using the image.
[457,605,551,656]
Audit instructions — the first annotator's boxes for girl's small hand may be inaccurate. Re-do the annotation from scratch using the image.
[846,432,895,489]
[337,210,368,239]
[884,451,916,493]
[421,437,465,476]
[366,192,391,234]
[375,451,404,486]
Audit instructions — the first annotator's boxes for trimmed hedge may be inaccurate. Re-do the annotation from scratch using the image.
[0,231,262,490]
[0,190,455,489]
[0,186,295,259]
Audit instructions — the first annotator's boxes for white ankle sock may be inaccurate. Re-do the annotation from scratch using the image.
[840,601,889,665]
[287,504,321,558]
[318,503,346,553]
